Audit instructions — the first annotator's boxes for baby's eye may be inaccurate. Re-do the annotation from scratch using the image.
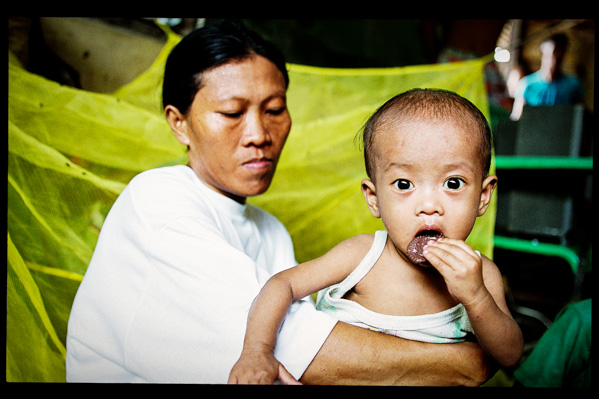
[393,179,414,191]
[444,177,465,190]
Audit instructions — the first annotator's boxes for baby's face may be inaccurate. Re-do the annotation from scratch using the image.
[369,119,493,263]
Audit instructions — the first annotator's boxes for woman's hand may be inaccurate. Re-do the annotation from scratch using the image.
[228,349,301,385]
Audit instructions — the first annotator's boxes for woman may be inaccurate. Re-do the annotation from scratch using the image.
[66,21,491,384]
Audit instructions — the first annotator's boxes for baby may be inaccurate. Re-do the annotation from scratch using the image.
[229,88,523,384]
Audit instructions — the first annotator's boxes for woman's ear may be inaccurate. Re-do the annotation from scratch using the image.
[478,174,498,217]
[361,179,381,218]
[164,105,190,146]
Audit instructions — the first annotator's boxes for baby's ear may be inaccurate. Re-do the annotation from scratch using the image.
[478,175,498,217]
[361,179,381,218]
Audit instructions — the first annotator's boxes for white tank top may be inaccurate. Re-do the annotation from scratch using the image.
[316,230,474,343]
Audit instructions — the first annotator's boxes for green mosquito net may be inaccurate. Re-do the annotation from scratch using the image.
[7,27,496,382]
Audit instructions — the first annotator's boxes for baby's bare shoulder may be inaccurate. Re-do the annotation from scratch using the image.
[337,233,376,252]
[321,234,376,265]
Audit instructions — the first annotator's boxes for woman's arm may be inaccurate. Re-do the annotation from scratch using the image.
[301,321,494,386]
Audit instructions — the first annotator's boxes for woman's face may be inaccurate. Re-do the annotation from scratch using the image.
[168,55,291,203]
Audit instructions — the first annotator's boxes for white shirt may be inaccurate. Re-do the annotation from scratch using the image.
[66,165,336,383]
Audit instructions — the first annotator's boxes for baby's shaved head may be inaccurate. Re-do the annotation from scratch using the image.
[361,89,492,182]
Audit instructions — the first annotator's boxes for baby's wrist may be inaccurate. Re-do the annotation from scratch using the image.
[243,340,275,355]
[461,286,492,313]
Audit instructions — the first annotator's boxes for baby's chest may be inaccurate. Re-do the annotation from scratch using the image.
[347,262,457,316]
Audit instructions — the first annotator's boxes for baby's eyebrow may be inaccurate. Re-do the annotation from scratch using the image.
[383,161,412,172]
[383,161,477,175]
[440,162,477,174]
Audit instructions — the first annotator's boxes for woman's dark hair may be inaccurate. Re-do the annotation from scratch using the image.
[162,20,289,114]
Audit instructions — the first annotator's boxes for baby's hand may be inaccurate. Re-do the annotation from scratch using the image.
[228,349,301,385]
[423,238,489,308]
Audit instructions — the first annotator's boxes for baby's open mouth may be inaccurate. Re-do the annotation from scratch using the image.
[407,230,444,265]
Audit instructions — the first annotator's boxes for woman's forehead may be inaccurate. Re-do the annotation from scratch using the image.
[198,56,286,98]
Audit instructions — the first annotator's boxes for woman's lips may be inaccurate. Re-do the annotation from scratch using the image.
[242,158,273,171]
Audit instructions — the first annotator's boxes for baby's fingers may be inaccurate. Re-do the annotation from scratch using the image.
[424,238,479,270]
[423,238,485,304]
[423,241,460,272]
[230,368,277,384]
[278,364,302,385]
[229,357,280,384]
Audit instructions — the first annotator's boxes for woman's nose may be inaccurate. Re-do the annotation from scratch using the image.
[241,112,271,147]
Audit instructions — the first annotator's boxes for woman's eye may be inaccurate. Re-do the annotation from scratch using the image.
[444,177,465,190]
[267,107,286,115]
[220,111,243,118]
[393,179,414,191]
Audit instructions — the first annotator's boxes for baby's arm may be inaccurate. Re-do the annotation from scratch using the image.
[227,268,300,384]
[228,235,372,384]
[424,238,524,368]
